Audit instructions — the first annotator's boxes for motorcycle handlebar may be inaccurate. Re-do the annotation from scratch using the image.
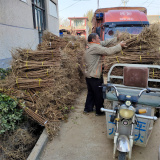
[138,88,148,97]
[106,84,119,97]
[106,84,158,98]
[138,88,158,97]
[100,108,157,120]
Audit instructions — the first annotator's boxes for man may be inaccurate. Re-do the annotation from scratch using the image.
[84,33,126,116]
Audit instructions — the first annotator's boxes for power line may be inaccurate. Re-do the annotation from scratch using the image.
[60,0,90,12]
[60,1,80,12]
[147,0,155,7]
[135,0,159,7]
[145,2,160,5]
[141,0,149,5]
[147,6,160,8]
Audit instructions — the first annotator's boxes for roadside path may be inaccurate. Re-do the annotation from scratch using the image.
[40,89,160,160]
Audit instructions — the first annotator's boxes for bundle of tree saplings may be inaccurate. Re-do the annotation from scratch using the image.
[0,124,40,160]
[3,32,86,139]
[104,23,160,82]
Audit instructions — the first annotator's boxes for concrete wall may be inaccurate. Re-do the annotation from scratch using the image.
[0,0,59,68]
[45,0,59,35]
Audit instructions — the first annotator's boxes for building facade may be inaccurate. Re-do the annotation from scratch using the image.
[59,17,89,39]
[0,0,59,68]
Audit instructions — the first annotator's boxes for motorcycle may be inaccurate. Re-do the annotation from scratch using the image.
[100,64,160,160]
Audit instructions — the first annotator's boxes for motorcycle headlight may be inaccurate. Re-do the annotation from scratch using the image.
[119,104,135,119]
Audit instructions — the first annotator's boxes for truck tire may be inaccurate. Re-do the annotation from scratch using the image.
[118,152,126,160]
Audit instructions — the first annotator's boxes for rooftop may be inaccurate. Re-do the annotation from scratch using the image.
[68,17,89,21]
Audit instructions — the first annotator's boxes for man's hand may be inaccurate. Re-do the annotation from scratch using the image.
[117,33,122,40]
[120,41,127,48]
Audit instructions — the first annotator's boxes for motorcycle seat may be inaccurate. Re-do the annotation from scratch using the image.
[123,66,149,88]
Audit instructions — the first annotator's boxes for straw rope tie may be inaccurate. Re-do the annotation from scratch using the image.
[140,55,142,62]
[116,56,119,63]
[0,88,4,92]
[35,78,42,87]
[26,61,28,69]
[121,50,123,55]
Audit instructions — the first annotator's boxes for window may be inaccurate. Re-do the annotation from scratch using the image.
[104,26,143,40]
[49,0,58,18]
[74,20,85,27]
[32,0,46,31]
[20,0,27,3]
[32,0,46,43]
[32,0,44,8]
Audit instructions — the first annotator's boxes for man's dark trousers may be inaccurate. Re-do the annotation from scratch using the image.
[84,76,104,114]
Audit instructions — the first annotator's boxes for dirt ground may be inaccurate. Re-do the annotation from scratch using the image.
[40,89,160,160]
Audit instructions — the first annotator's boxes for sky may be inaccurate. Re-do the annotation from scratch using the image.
[59,0,160,19]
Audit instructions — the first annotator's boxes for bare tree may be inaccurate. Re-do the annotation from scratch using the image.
[59,17,70,27]
[84,10,94,34]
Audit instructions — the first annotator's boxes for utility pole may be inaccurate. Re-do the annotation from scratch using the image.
[121,0,129,7]
[97,0,99,9]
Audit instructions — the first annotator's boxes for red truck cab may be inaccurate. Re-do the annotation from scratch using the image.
[92,7,149,40]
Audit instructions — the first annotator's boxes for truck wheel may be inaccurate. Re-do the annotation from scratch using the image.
[118,152,126,160]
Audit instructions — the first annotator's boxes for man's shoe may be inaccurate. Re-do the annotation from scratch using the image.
[83,109,94,113]
[83,110,89,113]
[83,110,93,114]
[95,112,105,116]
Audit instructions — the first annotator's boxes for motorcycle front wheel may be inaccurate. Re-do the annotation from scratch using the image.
[118,151,126,160]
